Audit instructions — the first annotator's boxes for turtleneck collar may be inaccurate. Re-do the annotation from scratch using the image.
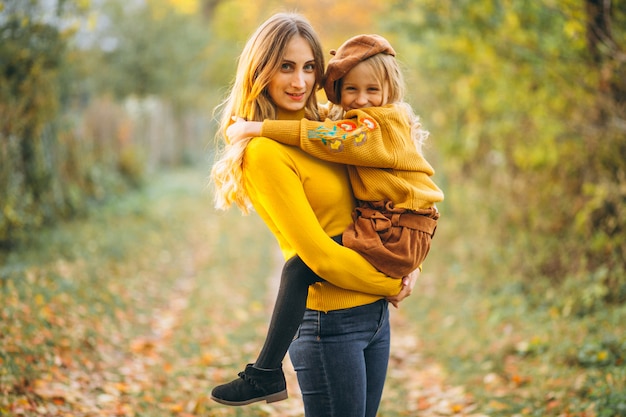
[276,108,306,121]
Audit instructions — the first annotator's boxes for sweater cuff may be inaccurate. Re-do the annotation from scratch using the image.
[261,120,302,146]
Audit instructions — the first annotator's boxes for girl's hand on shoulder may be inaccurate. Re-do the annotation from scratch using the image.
[226,117,262,144]
[386,268,419,308]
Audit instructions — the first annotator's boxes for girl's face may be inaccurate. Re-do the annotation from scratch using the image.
[339,61,385,111]
[267,35,317,113]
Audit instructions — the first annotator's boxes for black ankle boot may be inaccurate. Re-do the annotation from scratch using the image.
[210,364,288,406]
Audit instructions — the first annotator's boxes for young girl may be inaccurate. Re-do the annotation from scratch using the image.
[212,33,443,407]
[210,19,410,415]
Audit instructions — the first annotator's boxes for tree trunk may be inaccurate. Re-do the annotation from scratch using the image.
[584,0,626,104]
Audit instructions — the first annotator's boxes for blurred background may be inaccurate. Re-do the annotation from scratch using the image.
[1,0,625,414]
[2,0,624,307]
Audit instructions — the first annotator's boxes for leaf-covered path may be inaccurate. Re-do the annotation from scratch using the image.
[1,169,484,417]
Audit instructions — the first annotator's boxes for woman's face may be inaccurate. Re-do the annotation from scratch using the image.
[267,35,317,113]
[340,61,385,111]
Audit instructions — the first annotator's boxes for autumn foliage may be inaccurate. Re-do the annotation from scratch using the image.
[1,0,625,415]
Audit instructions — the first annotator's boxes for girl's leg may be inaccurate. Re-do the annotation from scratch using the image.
[289,299,390,417]
[254,234,340,369]
[210,253,322,406]
[255,254,322,368]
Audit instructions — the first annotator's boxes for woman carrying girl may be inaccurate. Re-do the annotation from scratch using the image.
[210,14,412,417]
[212,30,444,415]
[227,33,443,279]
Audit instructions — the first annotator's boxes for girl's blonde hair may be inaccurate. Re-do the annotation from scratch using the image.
[330,53,429,153]
[211,13,324,214]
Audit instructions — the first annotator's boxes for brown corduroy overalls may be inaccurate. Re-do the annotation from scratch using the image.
[342,200,439,278]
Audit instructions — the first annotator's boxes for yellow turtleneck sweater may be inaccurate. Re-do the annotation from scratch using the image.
[243,109,401,312]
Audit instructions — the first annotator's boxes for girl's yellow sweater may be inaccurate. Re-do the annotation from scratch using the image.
[260,104,444,210]
[243,110,401,313]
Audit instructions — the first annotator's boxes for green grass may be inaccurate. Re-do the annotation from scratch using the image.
[1,167,624,417]
[407,179,626,417]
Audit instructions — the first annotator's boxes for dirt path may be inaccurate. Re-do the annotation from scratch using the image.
[129,242,485,417]
[3,169,488,416]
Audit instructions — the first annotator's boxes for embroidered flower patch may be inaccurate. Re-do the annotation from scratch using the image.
[308,117,378,152]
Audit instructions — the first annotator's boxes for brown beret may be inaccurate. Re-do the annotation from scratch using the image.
[323,34,396,104]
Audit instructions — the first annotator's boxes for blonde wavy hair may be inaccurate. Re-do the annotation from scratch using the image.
[327,52,429,153]
[211,13,324,214]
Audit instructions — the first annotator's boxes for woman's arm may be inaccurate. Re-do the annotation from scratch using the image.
[243,138,402,297]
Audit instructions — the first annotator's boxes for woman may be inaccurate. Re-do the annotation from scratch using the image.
[210,13,414,417]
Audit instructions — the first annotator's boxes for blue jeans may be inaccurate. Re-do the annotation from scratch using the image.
[288,299,390,417]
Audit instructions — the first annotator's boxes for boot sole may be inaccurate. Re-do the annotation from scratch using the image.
[210,389,288,406]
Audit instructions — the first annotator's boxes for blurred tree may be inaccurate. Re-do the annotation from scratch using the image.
[0,0,82,246]
[93,0,211,108]
[272,0,387,49]
[200,0,221,19]
[0,0,217,247]
[382,0,625,310]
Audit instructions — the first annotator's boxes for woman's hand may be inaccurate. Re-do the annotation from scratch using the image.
[386,268,419,308]
[226,118,263,144]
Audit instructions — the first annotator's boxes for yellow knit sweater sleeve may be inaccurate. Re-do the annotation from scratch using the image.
[243,137,404,297]
[261,105,430,172]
